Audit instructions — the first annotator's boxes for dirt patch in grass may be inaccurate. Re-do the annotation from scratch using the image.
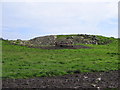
[2,70,119,89]
[27,45,91,50]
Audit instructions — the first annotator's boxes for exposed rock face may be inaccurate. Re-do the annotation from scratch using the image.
[71,35,99,45]
[27,34,112,46]
[29,35,57,46]
[55,39,74,47]
[10,34,112,46]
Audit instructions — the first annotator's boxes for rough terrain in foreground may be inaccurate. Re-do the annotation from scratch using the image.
[2,70,119,89]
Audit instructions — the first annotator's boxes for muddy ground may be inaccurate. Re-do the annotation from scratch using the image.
[27,45,91,49]
[2,70,119,89]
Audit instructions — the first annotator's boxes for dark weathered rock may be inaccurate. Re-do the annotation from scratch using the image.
[10,34,112,46]
[29,35,57,46]
[55,39,74,47]
[0,38,4,40]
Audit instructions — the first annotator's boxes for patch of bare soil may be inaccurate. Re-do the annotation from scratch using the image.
[2,70,119,89]
[28,45,91,49]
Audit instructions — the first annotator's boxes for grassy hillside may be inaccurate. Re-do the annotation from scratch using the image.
[2,36,119,79]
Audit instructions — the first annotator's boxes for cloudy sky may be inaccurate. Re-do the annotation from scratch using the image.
[1,0,118,40]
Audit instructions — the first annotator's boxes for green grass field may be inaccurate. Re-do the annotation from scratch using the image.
[2,37,119,79]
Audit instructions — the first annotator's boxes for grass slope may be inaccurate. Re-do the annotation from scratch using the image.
[2,36,119,79]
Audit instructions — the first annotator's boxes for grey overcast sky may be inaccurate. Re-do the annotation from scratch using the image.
[1,0,118,40]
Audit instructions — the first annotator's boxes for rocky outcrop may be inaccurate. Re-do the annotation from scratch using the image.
[29,35,57,46]
[55,39,74,47]
[27,34,112,46]
[9,34,113,46]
